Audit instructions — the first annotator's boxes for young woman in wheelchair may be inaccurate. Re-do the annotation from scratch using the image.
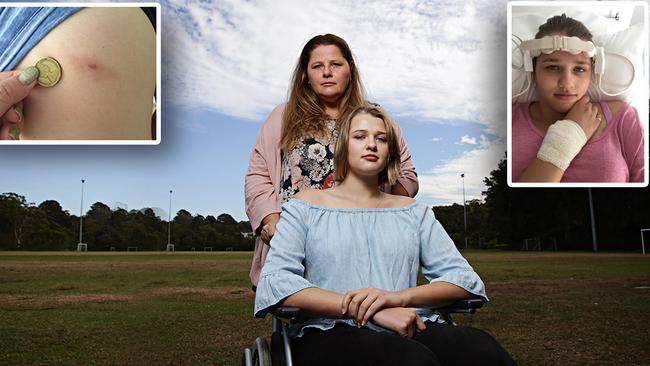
[254,104,516,365]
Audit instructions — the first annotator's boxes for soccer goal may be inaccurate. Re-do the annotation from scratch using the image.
[522,237,541,251]
[640,229,649,255]
[76,243,87,252]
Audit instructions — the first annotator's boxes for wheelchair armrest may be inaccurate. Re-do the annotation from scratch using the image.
[268,299,485,325]
[435,298,486,314]
[270,307,303,319]
[270,299,485,317]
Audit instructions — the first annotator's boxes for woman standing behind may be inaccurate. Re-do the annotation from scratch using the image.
[246,34,418,286]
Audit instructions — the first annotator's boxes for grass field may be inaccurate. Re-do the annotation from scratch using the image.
[1,251,649,365]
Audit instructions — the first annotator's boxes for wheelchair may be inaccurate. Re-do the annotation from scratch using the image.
[242,299,486,366]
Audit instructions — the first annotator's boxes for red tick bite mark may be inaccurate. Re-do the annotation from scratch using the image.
[88,63,97,70]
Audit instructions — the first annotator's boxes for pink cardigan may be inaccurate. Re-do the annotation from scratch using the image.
[245,103,419,286]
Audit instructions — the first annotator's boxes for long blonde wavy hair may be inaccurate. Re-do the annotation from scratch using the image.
[280,34,367,150]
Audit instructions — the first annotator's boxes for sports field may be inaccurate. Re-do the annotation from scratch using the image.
[0,251,648,365]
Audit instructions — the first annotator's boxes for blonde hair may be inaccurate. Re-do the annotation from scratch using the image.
[334,105,401,186]
[281,34,367,150]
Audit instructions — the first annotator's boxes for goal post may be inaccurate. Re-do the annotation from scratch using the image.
[640,229,649,255]
[522,237,541,251]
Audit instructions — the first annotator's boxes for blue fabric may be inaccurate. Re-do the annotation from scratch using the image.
[0,7,82,71]
[254,199,488,338]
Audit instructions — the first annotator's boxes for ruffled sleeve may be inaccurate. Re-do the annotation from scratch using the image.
[415,204,488,301]
[254,200,316,317]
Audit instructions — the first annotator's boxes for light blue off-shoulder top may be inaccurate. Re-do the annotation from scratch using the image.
[254,199,488,338]
[0,7,82,71]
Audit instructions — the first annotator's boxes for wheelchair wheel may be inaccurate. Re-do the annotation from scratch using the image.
[252,337,271,366]
[271,331,287,366]
[242,347,253,366]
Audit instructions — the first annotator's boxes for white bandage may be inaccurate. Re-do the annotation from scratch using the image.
[537,119,587,171]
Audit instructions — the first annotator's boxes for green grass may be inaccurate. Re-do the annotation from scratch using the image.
[1,251,649,365]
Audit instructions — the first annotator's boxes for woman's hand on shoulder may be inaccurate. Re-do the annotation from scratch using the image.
[371,307,426,338]
[341,287,407,326]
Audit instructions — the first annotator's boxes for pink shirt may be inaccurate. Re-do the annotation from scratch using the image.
[512,102,645,183]
[245,103,419,286]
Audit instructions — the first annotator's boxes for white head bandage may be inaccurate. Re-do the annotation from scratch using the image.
[513,34,633,99]
[519,36,598,72]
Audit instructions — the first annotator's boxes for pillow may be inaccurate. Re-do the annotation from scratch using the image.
[512,14,645,103]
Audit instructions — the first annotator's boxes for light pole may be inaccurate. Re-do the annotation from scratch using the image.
[77,179,86,251]
[167,190,173,251]
[588,188,598,252]
[461,173,467,249]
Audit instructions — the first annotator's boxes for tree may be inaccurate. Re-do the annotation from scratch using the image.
[217,213,237,226]
[0,193,30,249]
[38,200,73,231]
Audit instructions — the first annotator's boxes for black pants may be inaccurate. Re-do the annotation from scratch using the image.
[291,322,517,366]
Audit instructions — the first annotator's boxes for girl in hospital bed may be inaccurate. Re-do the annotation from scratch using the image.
[512,14,644,183]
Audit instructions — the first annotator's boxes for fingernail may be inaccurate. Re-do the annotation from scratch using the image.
[19,66,39,85]
[14,105,23,123]
[9,126,20,140]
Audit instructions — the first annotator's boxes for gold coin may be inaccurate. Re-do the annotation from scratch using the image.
[35,57,62,87]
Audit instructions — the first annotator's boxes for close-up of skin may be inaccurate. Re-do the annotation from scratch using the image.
[13,7,155,140]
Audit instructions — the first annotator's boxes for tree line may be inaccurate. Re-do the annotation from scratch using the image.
[0,193,254,251]
[433,158,650,251]
[2,160,649,251]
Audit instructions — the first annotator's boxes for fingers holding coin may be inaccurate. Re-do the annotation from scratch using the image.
[1,102,23,140]
[0,56,62,140]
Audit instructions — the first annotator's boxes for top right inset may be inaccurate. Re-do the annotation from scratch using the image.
[507,1,648,187]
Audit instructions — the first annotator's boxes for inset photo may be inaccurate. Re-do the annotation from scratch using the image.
[0,3,160,144]
[507,1,648,186]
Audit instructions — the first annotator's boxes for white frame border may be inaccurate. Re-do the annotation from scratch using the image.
[0,2,161,145]
[507,0,649,188]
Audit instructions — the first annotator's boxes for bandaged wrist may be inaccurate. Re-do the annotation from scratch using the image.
[537,119,587,171]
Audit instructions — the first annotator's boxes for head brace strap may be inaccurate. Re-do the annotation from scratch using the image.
[520,36,596,58]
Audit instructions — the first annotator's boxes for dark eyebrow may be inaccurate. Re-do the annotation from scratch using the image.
[541,58,591,66]
[351,129,387,134]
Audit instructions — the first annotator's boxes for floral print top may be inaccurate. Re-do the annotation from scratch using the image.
[279,119,338,204]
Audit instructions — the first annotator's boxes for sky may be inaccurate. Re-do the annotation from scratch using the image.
[0,0,602,221]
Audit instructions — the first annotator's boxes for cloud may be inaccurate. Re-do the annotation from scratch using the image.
[459,135,478,145]
[431,137,443,142]
[159,0,508,135]
[418,137,505,205]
